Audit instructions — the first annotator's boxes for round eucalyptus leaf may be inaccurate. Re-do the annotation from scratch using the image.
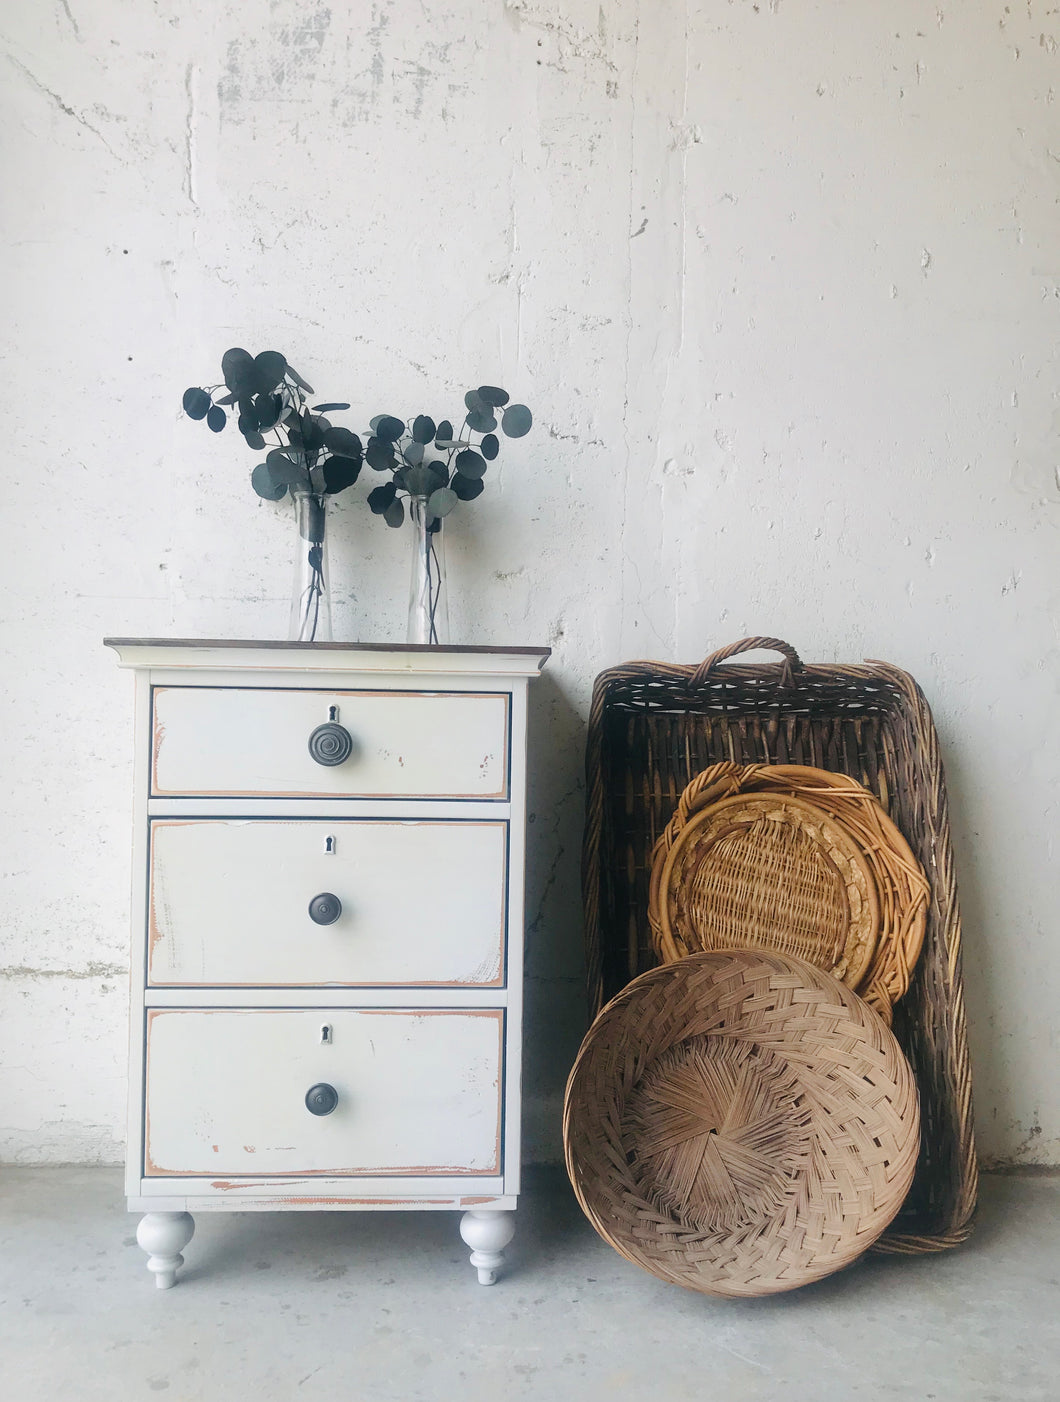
[286,364,315,395]
[465,409,497,434]
[393,466,410,490]
[240,424,267,452]
[267,447,308,488]
[384,497,405,528]
[375,414,405,443]
[433,439,457,451]
[477,385,509,408]
[428,460,449,489]
[437,419,454,441]
[501,403,532,434]
[323,455,361,493]
[501,403,533,437]
[366,438,396,471]
[451,472,485,502]
[323,426,362,456]
[182,387,211,420]
[465,389,487,415]
[253,350,288,393]
[402,441,425,465]
[221,347,255,394]
[455,448,487,479]
[251,462,287,501]
[215,390,239,407]
[404,463,437,496]
[427,486,458,520]
[368,481,397,514]
[312,402,351,413]
[206,405,227,433]
[412,414,436,444]
[480,432,500,460]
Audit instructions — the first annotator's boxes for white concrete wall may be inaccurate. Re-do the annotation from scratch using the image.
[1,1,1056,1168]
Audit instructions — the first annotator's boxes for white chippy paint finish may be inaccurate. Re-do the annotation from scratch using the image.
[144,1009,504,1177]
[1,3,1057,1170]
[151,686,510,798]
[148,819,508,987]
[110,643,541,1283]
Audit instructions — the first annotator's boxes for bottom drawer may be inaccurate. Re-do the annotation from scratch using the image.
[144,1009,503,1177]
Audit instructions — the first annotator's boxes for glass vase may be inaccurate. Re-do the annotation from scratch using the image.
[289,485,332,642]
[407,495,449,645]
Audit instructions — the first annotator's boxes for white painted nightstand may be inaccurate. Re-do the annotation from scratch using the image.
[106,639,549,1287]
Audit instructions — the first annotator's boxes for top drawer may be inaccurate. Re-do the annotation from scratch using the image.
[151,687,510,799]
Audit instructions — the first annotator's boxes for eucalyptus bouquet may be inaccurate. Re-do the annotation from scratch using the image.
[362,386,532,528]
[182,348,363,639]
[360,386,533,644]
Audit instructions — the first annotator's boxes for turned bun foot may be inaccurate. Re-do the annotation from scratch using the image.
[136,1212,195,1289]
[459,1209,516,1285]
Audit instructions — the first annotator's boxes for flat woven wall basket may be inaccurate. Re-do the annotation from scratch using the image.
[647,763,930,1024]
[582,636,977,1253]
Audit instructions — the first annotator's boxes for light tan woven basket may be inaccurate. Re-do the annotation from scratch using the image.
[653,788,880,990]
[648,762,929,1024]
[564,949,921,1297]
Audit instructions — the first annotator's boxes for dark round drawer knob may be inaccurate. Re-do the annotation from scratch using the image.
[308,722,353,767]
[308,892,342,925]
[305,1083,338,1116]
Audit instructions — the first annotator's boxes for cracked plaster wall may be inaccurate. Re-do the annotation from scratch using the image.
[0,1,1056,1167]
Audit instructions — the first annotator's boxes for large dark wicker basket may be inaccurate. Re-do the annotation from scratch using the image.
[582,636,977,1253]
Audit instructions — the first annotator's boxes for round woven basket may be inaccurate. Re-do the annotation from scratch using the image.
[648,763,930,1023]
[564,950,920,1297]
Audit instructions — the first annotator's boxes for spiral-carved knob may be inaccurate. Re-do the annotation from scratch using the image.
[305,1083,338,1116]
[308,892,342,925]
[308,722,353,767]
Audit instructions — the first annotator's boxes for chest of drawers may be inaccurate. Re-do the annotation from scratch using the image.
[106,639,549,1287]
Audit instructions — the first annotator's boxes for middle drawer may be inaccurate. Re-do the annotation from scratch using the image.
[148,819,508,987]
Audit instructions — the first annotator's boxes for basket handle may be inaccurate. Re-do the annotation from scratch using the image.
[690,636,803,688]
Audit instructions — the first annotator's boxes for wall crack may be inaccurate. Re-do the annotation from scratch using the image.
[7,55,116,158]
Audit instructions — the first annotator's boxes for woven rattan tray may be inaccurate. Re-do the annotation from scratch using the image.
[652,788,880,992]
[582,636,976,1252]
[647,763,930,1023]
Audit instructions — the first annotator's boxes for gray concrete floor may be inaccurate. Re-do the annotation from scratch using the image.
[0,1168,1056,1402]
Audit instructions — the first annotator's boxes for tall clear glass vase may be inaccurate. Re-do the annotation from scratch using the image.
[407,495,449,645]
[289,485,332,642]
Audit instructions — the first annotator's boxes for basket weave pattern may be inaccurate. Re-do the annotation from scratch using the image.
[564,950,921,1297]
[581,637,977,1252]
[654,790,880,991]
[648,763,929,1023]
